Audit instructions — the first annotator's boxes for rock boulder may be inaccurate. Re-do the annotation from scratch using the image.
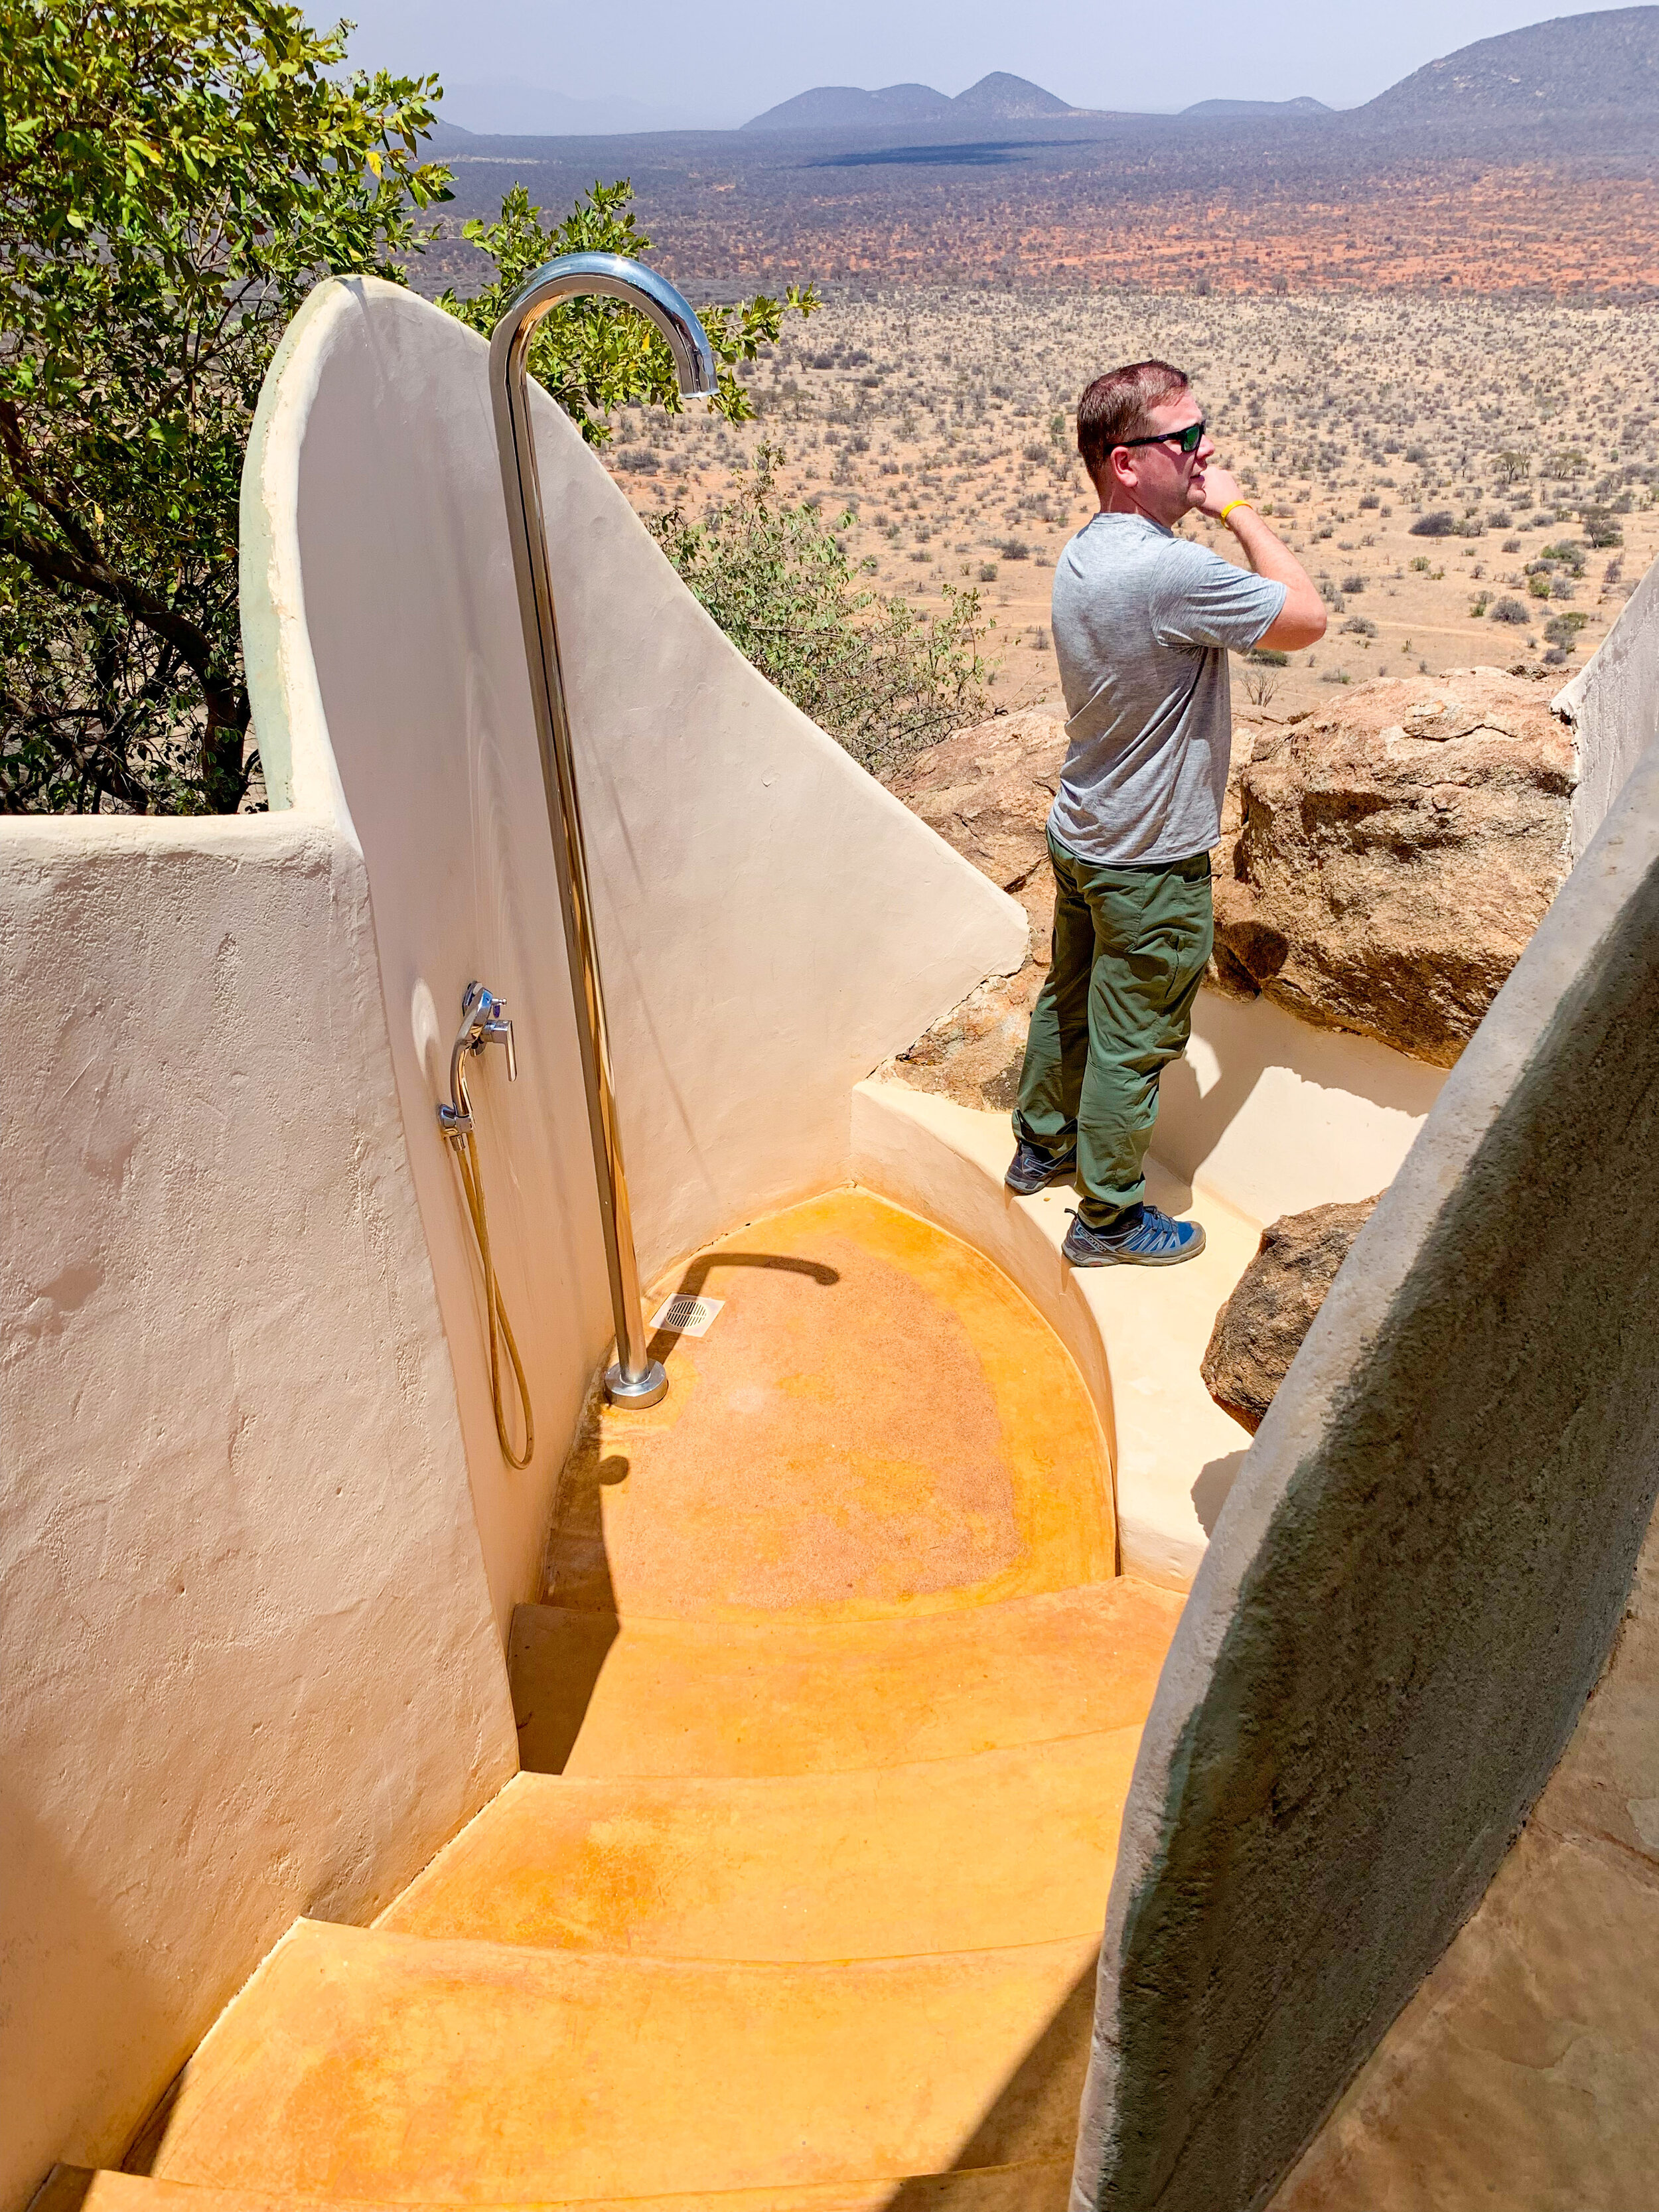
[880,705,1067,1109]
[1202,1195,1380,1434]
[1213,668,1573,1065]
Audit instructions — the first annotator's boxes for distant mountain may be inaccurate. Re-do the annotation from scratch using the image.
[743,83,952,131]
[744,71,1078,132]
[1181,96,1333,119]
[951,72,1076,120]
[1359,5,1659,117]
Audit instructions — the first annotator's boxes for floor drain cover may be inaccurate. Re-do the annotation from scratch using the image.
[650,1293,725,1338]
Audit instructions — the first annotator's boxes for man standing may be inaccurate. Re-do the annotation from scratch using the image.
[1005,359,1325,1265]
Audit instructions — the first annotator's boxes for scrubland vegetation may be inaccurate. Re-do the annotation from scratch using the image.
[614,289,1658,717]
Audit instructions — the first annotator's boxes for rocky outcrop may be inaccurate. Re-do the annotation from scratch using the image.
[1214,669,1573,1065]
[1202,1196,1380,1434]
[879,705,1067,1109]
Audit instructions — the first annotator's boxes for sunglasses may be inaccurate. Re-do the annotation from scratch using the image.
[1114,419,1206,455]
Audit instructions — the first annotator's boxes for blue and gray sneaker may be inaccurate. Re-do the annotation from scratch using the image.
[1004,1138,1078,1196]
[1062,1204,1206,1267]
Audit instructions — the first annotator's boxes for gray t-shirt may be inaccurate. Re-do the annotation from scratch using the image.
[1048,512,1287,865]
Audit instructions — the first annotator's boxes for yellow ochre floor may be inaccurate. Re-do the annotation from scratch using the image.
[64,1189,1185,2212]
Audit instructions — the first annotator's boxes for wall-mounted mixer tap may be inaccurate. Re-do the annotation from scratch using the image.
[439,981,517,1138]
[435,980,534,1469]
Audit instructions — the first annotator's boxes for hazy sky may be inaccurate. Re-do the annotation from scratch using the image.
[336,1,1626,127]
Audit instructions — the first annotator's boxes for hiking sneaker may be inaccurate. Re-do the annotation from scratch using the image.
[1004,1138,1078,1196]
[1062,1204,1206,1268]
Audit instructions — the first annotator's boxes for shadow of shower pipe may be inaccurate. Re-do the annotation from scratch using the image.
[645,1249,839,1366]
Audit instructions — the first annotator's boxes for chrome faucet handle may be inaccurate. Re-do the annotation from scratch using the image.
[440,982,518,1136]
[488,1016,518,1082]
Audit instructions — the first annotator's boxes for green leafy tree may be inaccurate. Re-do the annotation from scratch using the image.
[1,1,451,812]
[647,444,992,777]
[437,181,818,446]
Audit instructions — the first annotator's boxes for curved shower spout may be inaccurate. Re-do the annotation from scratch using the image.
[490,253,718,1410]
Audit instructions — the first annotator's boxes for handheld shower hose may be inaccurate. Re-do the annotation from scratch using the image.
[439,982,534,1470]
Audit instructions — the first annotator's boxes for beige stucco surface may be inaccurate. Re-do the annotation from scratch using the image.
[0,814,516,2205]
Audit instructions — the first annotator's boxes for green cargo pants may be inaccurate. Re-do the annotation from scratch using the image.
[1013,832,1214,1227]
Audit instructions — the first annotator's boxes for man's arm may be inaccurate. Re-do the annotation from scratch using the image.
[1197,466,1327,650]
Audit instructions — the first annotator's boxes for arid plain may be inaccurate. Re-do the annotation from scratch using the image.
[604,289,1658,718]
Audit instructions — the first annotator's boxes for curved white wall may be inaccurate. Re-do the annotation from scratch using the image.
[242,275,1025,1636]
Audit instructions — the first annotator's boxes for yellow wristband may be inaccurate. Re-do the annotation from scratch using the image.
[1218,499,1254,524]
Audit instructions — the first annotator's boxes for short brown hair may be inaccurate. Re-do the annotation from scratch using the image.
[1076,360,1190,487]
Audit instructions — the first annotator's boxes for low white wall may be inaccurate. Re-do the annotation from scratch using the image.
[853,1081,1258,1592]
[1557,550,1659,861]
[1155,986,1446,1226]
[0,816,516,2207]
[242,276,1026,1634]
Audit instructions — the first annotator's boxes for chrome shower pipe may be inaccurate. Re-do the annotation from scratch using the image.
[489,253,717,1410]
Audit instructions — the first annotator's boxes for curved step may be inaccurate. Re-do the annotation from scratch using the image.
[145,1920,1098,2203]
[509,1580,1182,1778]
[378,1728,1142,1960]
[50,2164,1071,2212]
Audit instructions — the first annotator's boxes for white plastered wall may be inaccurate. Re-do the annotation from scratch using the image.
[242,275,1026,1636]
[0,813,516,2207]
[1,272,1023,2211]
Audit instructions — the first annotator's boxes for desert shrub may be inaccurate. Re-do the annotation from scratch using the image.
[1527,572,1553,600]
[1342,615,1378,638]
[977,562,999,582]
[648,444,991,776]
[1502,536,1522,552]
[1239,656,1282,709]
[1487,510,1512,530]
[998,538,1032,561]
[1340,573,1366,595]
[1544,613,1587,646]
[1409,511,1457,537]
[1580,506,1624,548]
[1490,597,1530,624]
[1358,493,1380,510]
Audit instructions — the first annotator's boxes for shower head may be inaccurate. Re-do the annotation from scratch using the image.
[490,252,718,404]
